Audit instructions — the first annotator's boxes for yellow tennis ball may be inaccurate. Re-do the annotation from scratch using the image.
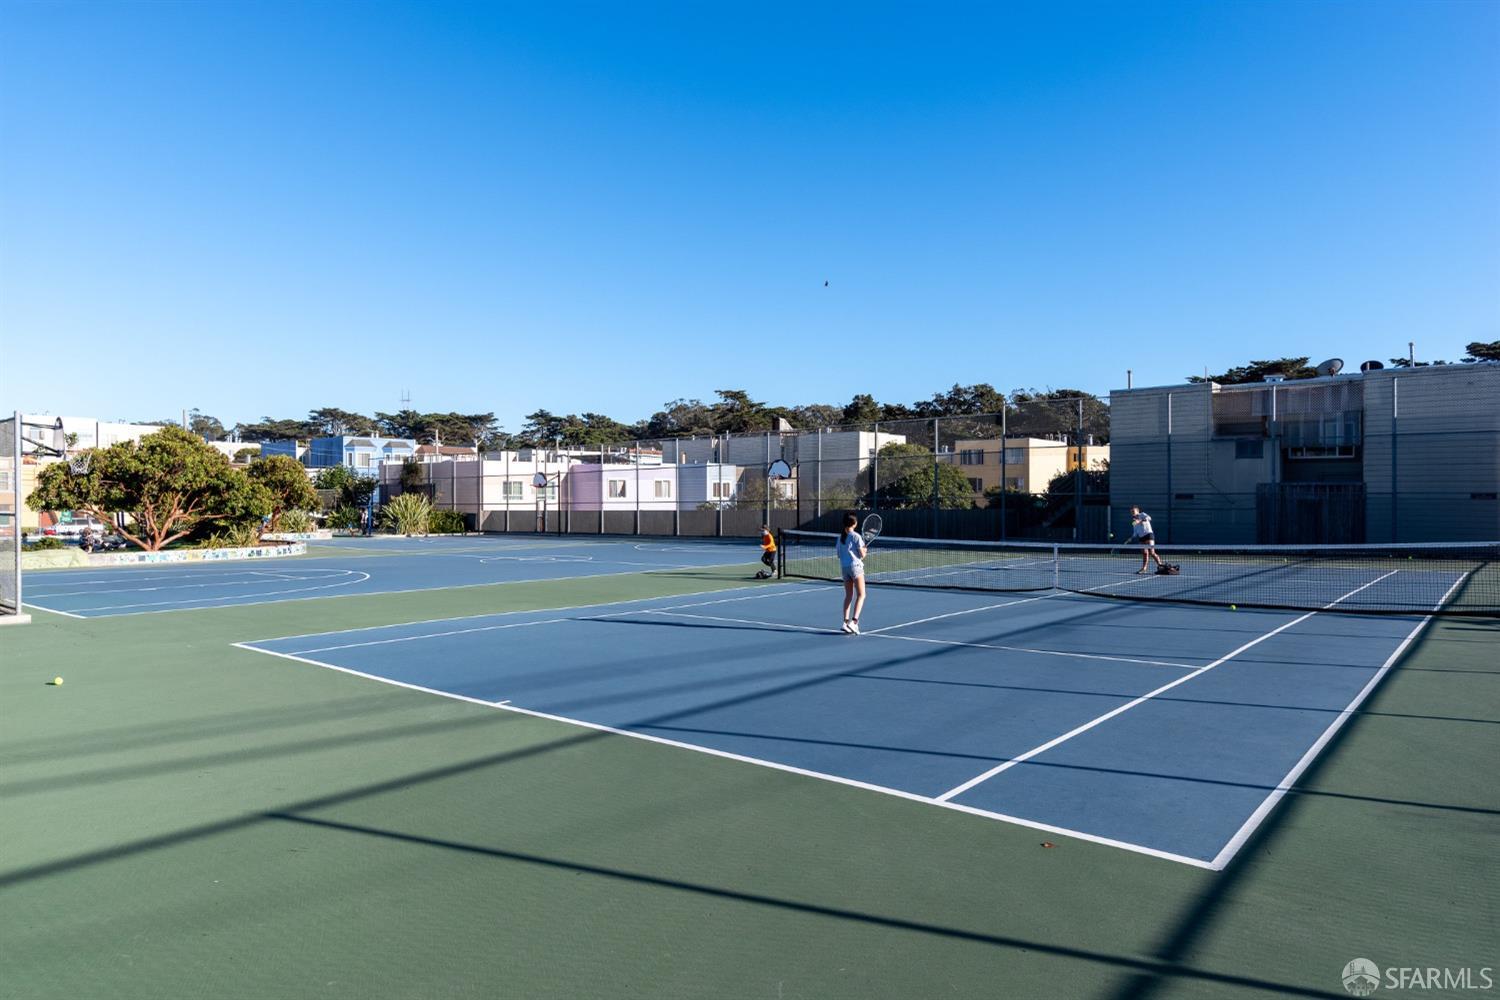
[52,676,63,685]
[1229,605,1237,611]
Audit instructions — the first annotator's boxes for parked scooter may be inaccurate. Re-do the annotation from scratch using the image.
[78,529,126,554]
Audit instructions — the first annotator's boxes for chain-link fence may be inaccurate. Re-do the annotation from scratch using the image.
[380,398,1115,543]
[0,413,22,618]
[1108,366,1500,545]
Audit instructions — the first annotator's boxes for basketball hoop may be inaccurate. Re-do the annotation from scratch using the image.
[67,451,92,476]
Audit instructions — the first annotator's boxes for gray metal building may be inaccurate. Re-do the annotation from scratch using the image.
[1109,362,1500,544]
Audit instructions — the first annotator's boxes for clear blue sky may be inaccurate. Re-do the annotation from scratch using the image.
[2,1,1496,431]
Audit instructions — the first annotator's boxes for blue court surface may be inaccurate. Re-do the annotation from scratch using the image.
[235,580,1438,868]
[23,536,753,618]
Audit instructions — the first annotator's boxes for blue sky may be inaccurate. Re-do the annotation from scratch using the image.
[2,1,1496,432]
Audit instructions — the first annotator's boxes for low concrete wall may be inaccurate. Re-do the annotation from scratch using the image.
[260,531,334,542]
[23,542,307,571]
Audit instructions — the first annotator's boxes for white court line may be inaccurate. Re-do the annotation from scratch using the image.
[1207,572,1469,870]
[62,572,373,613]
[646,609,1199,670]
[21,603,86,619]
[864,572,1154,635]
[32,569,356,598]
[228,640,1215,868]
[276,586,817,654]
[38,559,755,618]
[242,582,808,644]
[934,570,1399,804]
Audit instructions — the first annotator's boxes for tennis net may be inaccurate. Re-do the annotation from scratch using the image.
[778,530,1500,616]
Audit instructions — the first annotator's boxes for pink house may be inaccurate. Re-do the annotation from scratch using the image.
[566,463,678,511]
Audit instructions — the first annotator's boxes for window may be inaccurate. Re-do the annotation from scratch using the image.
[355,452,371,468]
[608,480,627,498]
[654,480,671,498]
[712,481,731,498]
[1235,439,1264,460]
[967,478,984,492]
[504,481,524,499]
[1001,448,1024,465]
[959,449,984,466]
[539,485,557,501]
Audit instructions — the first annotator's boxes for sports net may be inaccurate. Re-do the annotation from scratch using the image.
[778,529,1500,616]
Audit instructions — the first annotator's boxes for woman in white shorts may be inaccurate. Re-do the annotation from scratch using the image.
[836,512,867,633]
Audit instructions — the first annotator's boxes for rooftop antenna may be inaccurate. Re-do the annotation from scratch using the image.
[400,388,412,408]
[1408,342,1414,365]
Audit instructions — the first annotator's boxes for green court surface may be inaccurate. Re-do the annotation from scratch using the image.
[2,558,1496,1000]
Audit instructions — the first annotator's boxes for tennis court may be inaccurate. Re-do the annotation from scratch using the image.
[236,578,1446,867]
[21,535,752,618]
[4,531,1497,999]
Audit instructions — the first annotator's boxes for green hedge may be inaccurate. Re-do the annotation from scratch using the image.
[428,509,466,534]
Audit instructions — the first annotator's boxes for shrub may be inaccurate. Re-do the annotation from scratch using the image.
[198,523,263,549]
[24,537,66,551]
[326,506,363,531]
[278,510,316,533]
[380,493,432,536]
[428,509,466,534]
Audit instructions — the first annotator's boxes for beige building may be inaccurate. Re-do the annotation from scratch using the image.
[949,437,1110,497]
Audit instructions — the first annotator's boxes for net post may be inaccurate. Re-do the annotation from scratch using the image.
[1052,543,1060,590]
[776,529,785,578]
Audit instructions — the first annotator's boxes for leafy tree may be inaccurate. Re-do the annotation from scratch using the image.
[1464,340,1499,362]
[26,426,271,551]
[232,447,259,464]
[308,407,377,436]
[234,417,319,442]
[1006,388,1109,443]
[188,409,226,440]
[314,465,376,508]
[841,394,882,424]
[247,455,320,531]
[710,389,777,433]
[638,399,715,439]
[873,442,975,509]
[790,403,843,429]
[374,409,424,439]
[914,383,1008,417]
[1187,358,1318,385]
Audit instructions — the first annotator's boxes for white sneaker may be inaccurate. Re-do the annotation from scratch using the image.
[849,621,860,635]
[840,620,852,633]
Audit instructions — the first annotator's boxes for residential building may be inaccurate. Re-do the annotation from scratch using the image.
[306,435,417,474]
[949,437,1110,497]
[1108,362,1500,543]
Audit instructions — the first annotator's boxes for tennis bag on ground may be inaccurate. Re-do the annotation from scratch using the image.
[1156,562,1181,575]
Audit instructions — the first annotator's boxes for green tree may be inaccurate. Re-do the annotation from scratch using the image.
[1187,358,1318,385]
[1464,340,1500,362]
[188,409,226,440]
[790,403,842,429]
[308,407,378,436]
[234,417,320,442]
[873,442,975,509]
[841,394,882,424]
[247,455,320,531]
[232,447,259,464]
[638,399,715,439]
[26,426,271,551]
[314,466,376,508]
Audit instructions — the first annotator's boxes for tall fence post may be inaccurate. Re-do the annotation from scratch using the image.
[872,421,880,512]
[765,430,771,527]
[931,416,940,537]
[815,427,823,523]
[999,408,1008,541]
[634,441,641,536]
[1165,393,1174,544]
[1390,377,1399,542]
[1073,398,1084,541]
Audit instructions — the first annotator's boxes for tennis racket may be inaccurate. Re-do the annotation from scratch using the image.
[861,513,882,546]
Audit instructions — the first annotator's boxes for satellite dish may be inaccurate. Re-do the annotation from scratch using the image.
[1314,358,1345,376]
[1359,359,1384,372]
